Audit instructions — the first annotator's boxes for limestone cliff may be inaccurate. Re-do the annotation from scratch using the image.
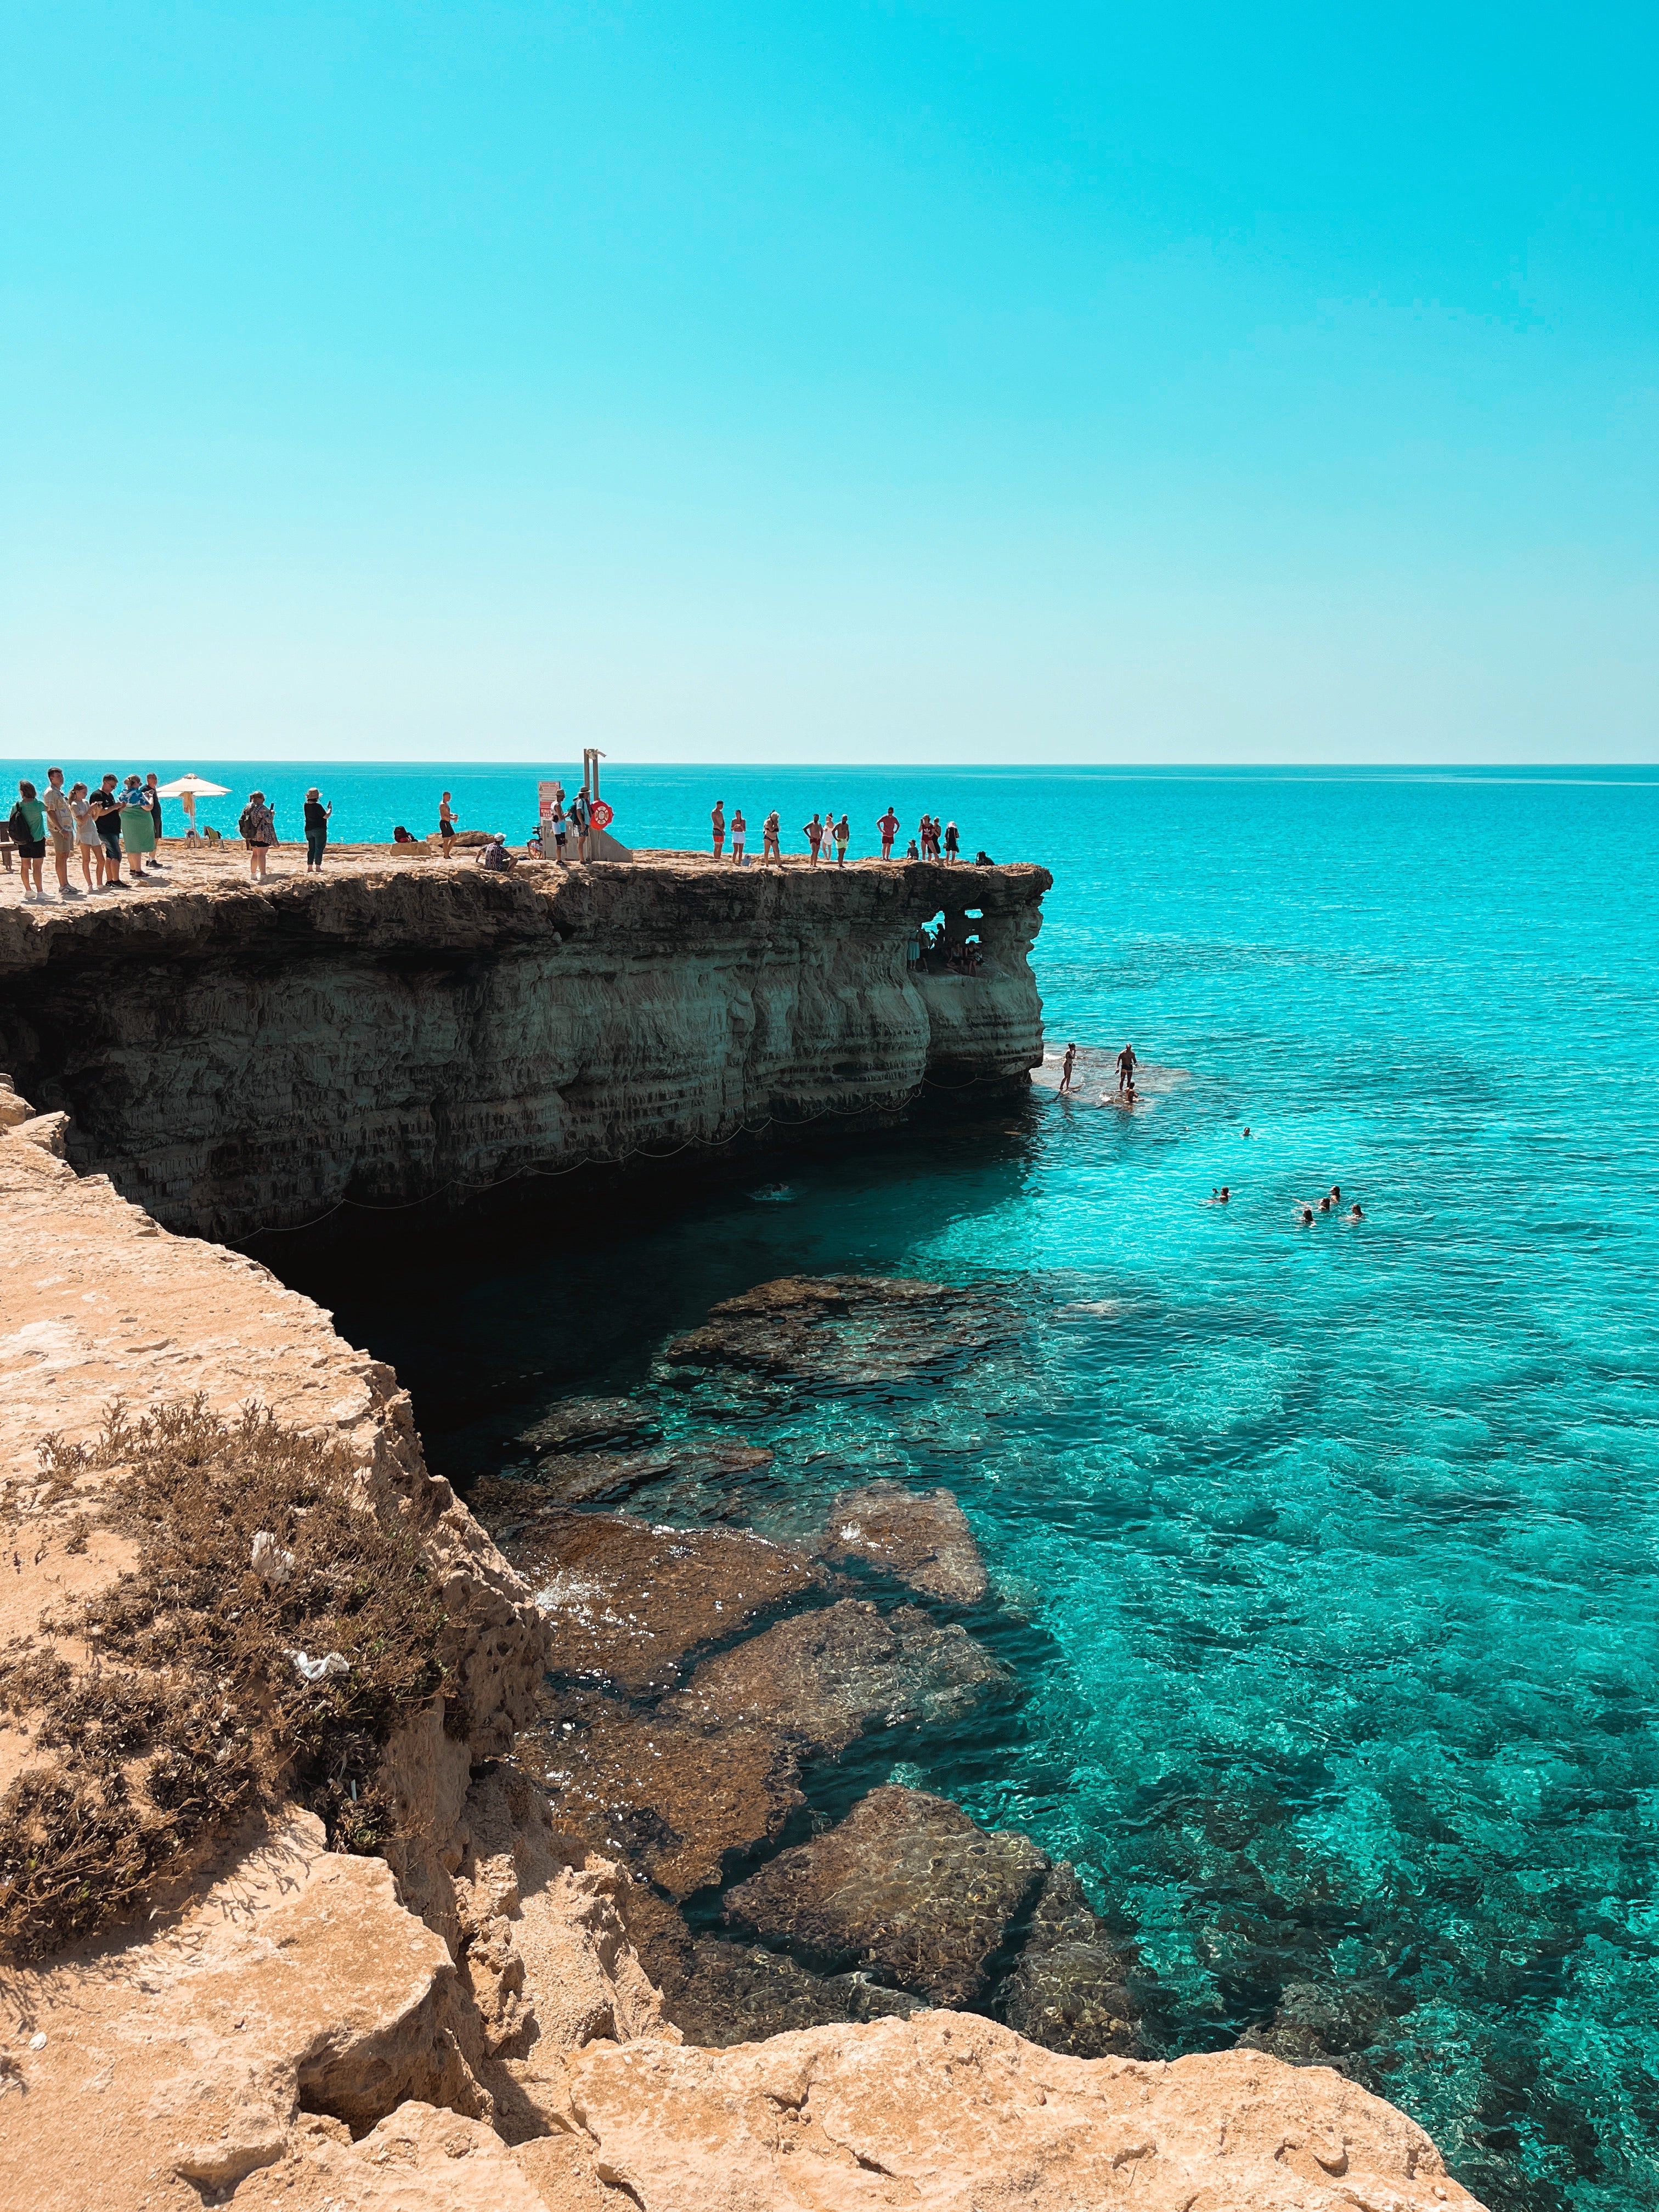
[0,1101,1491,2210]
[0,849,1047,1243]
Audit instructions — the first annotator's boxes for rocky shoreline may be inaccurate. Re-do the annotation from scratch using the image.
[0,1076,1489,2207]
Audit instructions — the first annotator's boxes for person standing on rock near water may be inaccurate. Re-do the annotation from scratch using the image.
[761,810,782,866]
[1115,1042,1137,1094]
[878,805,899,859]
[834,813,850,866]
[438,792,458,857]
[303,788,332,872]
[239,791,277,881]
[119,776,157,884]
[711,802,726,858]
[1058,1043,1077,1094]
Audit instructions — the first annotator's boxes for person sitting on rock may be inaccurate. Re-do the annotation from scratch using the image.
[479,833,516,872]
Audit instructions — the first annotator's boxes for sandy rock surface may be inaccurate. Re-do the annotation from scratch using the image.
[566,2010,1487,2212]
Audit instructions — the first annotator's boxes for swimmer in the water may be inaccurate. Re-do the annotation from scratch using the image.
[1299,1205,1314,1224]
[1318,1195,1332,1212]
[1058,1042,1077,1094]
[1242,1126,1251,1139]
[1349,1202,1363,1219]
[1329,1184,1341,1203]
[1209,1185,1229,1203]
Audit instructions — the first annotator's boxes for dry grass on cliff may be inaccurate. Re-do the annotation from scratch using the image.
[0,1398,449,1963]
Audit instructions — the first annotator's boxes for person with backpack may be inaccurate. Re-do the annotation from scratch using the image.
[568,788,591,862]
[239,791,277,881]
[8,781,48,903]
[303,788,332,872]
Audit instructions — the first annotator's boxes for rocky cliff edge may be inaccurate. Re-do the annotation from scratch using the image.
[0,1093,1487,2210]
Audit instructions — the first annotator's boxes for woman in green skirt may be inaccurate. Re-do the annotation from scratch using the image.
[119,776,157,883]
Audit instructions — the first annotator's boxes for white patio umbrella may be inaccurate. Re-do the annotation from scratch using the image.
[153,772,232,840]
[153,774,230,799]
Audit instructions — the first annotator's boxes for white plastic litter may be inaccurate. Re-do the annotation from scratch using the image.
[286,1649,348,1683]
[251,1531,295,1587]
[29,2033,46,2051]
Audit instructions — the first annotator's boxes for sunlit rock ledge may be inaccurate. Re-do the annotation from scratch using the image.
[0,846,1048,1243]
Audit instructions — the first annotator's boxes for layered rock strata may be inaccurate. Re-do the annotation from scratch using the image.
[0,850,1048,1243]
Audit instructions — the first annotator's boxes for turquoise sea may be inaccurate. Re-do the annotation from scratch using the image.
[19,758,1652,2211]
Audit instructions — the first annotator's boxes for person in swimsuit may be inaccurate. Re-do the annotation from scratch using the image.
[1329,1185,1341,1204]
[1208,1186,1231,1203]
[1349,1202,1364,1219]
[1058,1043,1077,1093]
[804,814,823,866]
[1318,1195,1332,1212]
[878,806,899,859]
[1299,1205,1314,1224]
[1115,1043,1137,1093]
[834,814,850,866]
[439,793,457,858]
[1242,1126,1251,1139]
[730,808,746,865]
[761,810,781,865]
[711,802,726,857]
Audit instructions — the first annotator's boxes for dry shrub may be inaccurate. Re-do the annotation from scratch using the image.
[0,1397,449,1963]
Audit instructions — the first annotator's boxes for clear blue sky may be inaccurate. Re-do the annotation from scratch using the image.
[3,3,1655,762]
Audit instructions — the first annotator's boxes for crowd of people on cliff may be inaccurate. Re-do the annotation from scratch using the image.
[7,771,1001,904]
[706,802,993,868]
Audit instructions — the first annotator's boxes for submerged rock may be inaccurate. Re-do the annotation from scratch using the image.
[997,1862,1141,2058]
[662,1274,1017,1396]
[673,1940,929,2046]
[673,1598,1006,1752]
[723,1784,1047,2007]
[513,1509,823,1693]
[1234,1977,1391,2080]
[520,1396,662,1454]
[822,1480,988,1603]
[528,1689,803,1897]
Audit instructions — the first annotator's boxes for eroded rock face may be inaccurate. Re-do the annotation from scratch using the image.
[663,1274,1018,1397]
[565,2009,1489,2212]
[674,1598,1006,1751]
[997,1863,1141,2059]
[512,1510,823,1694]
[822,1481,988,1603]
[0,854,1049,1243]
[724,1785,1047,2007]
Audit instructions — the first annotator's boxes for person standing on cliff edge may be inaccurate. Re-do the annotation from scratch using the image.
[761,810,782,866]
[711,801,726,859]
[804,812,823,866]
[303,788,332,872]
[878,805,899,860]
[439,792,458,858]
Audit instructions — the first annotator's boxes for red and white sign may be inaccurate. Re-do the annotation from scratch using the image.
[589,799,614,831]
